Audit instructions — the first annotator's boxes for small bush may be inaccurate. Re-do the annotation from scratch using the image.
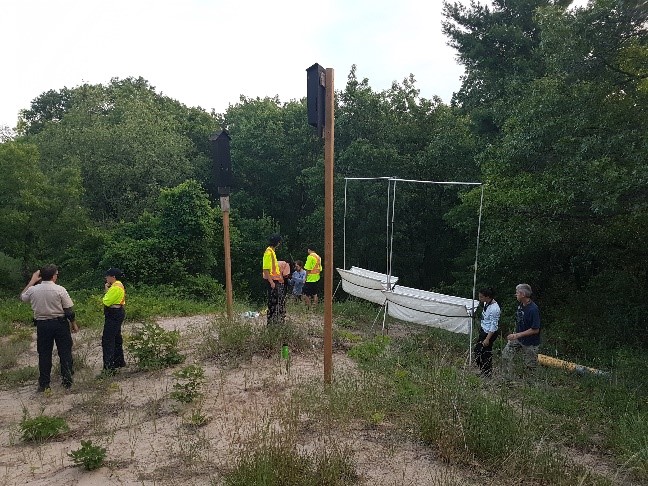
[68,440,107,470]
[183,408,211,428]
[20,410,69,442]
[170,364,205,403]
[347,335,390,366]
[125,321,184,370]
[177,275,225,304]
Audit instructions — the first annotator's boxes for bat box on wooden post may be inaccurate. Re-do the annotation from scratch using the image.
[306,63,326,138]
[210,129,233,196]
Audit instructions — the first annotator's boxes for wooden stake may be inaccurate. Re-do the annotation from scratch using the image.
[221,196,234,322]
[324,68,334,384]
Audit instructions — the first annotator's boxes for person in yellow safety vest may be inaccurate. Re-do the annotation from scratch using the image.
[277,260,292,321]
[303,246,322,307]
[101,268,127,375]
[262,234,284,325]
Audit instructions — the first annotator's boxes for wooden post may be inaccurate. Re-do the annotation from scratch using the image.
[221,196,234,321]
[323,68,334,384]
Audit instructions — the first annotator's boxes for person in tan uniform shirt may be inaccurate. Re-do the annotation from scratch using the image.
[20,264,78,392]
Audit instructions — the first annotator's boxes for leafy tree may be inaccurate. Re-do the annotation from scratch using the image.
[101,180,220,287]
[0,140,90,280]
[445,0,648,352]
[21,77,218,222]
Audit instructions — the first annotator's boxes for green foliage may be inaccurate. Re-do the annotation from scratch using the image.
[183,408,210,428]
[612,412,648,480]
[0,333,30,370]
[0,253,22,292]
[20,410,69,442]
[117,285,221,322]
[101,180,220,288]
[24,77,217,222]
[201,318,311,366]
[125,321,184,370]
[223,429,358,486]
[68,440,107,471]
[347,335,390,366]
[175,275,225,304]
[170,364,205,404]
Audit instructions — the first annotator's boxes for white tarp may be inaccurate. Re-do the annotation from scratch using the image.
[336,267,398,305]
[382,286,475,334]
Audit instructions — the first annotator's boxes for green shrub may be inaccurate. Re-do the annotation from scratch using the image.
[170,364,205,403]
[125,321,184,370]
[20,410,69,442]
[68,440,107,470]
[177,275,225,304]
[0,252,22,293]
[347,335,390,366]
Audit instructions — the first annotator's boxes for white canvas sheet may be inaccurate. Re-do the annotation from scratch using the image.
[336,267,398,305]
[382,286,475,334]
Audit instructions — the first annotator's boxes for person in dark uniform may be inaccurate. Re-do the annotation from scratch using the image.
[20,264,79,392]
[262,234,284,325]
[101,267,126,374]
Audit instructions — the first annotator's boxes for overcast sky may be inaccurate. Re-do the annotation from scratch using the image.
[0,0,590,130]
[0,0,469,128]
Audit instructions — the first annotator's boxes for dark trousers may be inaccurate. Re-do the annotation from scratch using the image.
[475,328,499,375]
[103,306,126,370]
[267,282,285,325]
[36,318,74,387]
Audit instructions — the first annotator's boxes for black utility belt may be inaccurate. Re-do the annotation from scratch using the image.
[34,317,65,324]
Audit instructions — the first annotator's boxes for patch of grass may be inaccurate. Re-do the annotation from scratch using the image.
[125,285,222,321]
[201,317,311,366]
[0,334,31,370]
[223,429,358,486]
[20,409,69,442]
[611,411,648,480]
[347,335,390,366]
[0,300,33,337]
[0,366,38,388]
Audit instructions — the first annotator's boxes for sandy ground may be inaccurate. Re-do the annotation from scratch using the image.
[0,313,480,486]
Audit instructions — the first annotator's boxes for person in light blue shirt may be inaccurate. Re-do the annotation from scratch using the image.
[474,287,501,377]
[291,260,306,301]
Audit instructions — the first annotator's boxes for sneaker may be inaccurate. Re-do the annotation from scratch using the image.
[37,385,51,393]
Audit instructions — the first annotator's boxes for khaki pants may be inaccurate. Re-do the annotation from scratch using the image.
[501,340,539,379]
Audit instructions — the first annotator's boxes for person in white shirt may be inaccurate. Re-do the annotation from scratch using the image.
[475,287,500,377]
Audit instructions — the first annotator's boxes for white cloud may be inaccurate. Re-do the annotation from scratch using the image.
[0,0,463,128]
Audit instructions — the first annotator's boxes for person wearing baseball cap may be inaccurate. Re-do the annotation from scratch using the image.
[100,267,126,376]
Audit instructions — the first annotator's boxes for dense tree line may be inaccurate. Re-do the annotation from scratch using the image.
[1,0,645,358]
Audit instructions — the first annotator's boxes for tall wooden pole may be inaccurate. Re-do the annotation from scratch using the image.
[221,196,234,321]
[323,68,334,384]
